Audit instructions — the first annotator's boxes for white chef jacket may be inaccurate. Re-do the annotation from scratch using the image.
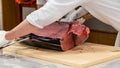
[27,0,120,31]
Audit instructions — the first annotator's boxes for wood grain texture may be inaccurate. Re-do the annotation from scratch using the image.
[3,42,120,68]
[2,0,20,30]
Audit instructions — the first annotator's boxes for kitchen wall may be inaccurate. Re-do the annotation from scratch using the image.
[22,7,35,20]
[0,0,2,29]
[84,17,117,32]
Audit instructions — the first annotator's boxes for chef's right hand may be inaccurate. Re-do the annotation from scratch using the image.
[0,31,11,48]
[60,7,88,23]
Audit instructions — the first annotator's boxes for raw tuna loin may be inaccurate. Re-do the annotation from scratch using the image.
[33,21,90,51]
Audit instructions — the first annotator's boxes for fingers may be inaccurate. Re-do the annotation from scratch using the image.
[60,7,88,23]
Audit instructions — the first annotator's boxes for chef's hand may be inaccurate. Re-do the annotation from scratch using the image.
[60,7,88,23]
[0,31,11,48]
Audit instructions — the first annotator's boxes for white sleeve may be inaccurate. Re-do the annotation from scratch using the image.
[82,0,120,31]
[36,0,46,5]
[26,0,88,28]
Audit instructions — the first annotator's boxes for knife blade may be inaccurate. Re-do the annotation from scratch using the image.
[0,37,30,55]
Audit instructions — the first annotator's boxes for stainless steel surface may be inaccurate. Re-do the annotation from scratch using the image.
[89,58,120,68]
[0,53,74,68]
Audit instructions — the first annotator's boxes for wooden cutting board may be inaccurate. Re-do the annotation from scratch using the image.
[3,42,120,68]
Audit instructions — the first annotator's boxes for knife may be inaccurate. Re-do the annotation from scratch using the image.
[0,37,30,55]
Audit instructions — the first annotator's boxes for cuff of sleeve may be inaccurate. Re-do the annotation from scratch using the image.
[1,31,11,41]
[26,15,44,29]
[0,31,7,39]
[0,31,11,47]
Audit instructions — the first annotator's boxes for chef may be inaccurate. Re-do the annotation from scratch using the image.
[0,0,120,48]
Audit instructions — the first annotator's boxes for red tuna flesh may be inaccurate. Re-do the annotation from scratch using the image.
[33,21,90,51]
